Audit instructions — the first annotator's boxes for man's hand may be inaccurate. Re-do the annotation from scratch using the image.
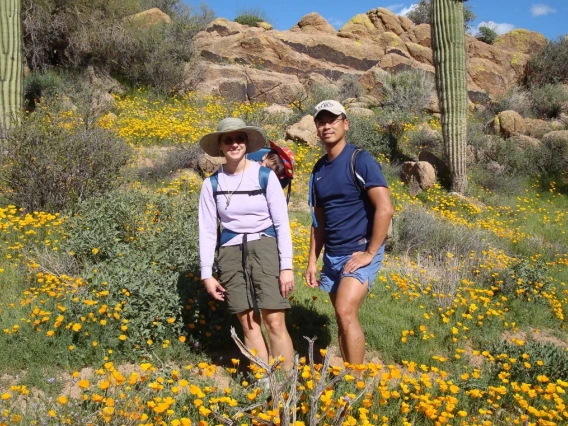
[279,269,294,298]
[343,251,374,274]
[305,262,319,288]
[203,277,226,301]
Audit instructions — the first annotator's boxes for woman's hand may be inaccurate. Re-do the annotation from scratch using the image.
[279,269,294,298]
[203,277,226,301]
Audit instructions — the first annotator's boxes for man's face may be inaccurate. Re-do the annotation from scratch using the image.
[315,111,349,145]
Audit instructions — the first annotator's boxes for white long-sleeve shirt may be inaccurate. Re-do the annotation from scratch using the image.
[199,161,293,280]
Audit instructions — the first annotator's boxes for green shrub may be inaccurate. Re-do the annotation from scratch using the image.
[0,105,133,211]
[404,125,443,158]
[63,189,206,348]
[347,114,393,158]
[394,206,500,258]
[338,74,363,100]
[22,0,213,93]
[233,7,270,27]
[487,340,568,384]
[500,259,551,300]
[541,131,568,175]
[23,70,65,109]
[490,86,533,117]
[469,168,529,196]
[529,83,568,119]
[137,145,203,181]
[476,25,498,44]
[380,69,435,114]
[525,37,568,88]
[290,83,340,117]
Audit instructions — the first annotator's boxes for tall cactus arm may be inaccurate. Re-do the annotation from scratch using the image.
[431,0,468,193]
[0,0,23,132]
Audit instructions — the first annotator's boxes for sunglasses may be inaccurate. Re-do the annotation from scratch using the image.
[220,134,248,145]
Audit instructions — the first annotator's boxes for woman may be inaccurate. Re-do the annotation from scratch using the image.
[198,117,294,370]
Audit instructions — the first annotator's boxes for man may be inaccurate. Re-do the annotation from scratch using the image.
[305,100,394,365]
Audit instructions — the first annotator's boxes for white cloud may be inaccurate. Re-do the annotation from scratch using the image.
[327,17,344,29]
[399,4,417,16]
[385,3,405,12]
[476,21,515,35]
[530,4,557,17]
[384,3,417,16]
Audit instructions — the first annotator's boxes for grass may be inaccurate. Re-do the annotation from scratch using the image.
[0,92,567,425]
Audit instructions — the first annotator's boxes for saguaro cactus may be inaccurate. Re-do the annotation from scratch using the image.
[0,0,23,132]
[431,0,468,193]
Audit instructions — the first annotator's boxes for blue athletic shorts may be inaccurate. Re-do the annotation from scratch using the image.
[319,245,385,294]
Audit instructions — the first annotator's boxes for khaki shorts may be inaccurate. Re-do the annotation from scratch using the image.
[217,236,290,314]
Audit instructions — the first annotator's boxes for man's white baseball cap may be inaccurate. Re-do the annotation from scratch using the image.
[313,100,347,119]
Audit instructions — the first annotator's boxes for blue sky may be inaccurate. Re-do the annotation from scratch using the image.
[184,1,567,40]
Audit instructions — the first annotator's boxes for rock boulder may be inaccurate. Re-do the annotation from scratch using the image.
[492,110,526,138]
[401,161,436,196]
[286,115,318,146]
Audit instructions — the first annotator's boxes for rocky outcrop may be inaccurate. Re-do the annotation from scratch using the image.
[491,110,526,138]
[192,9,547,103]
[286,115,318,146]
[493,29,547,55]
[401,161,436,196]
[188,63,305,104]
[523,118,552,139]
[290,12,336,34]
[126,7,172,27]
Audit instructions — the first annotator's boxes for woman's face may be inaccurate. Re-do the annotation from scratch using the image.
[218,131,248,162]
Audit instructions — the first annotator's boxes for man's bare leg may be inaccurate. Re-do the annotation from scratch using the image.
[329,276,368,365]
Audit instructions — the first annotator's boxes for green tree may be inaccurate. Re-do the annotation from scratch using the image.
[407,0,475,31]
[476,24,498,44]
[431,0,468,193]
[0,0,23,131]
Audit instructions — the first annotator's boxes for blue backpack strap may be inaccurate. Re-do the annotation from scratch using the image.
[308,172,319,228]
[258,166,271,192]
[210,170,220,200]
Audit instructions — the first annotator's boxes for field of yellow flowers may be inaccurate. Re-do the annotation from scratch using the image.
[0,92,567,426]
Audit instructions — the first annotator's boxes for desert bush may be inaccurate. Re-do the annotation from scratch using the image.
[22,0,212,93]
[338,74,363,100]
[23,70,65,108]
[347,114,393,158]
[137,145,203,181]
[490,86,533,117]
[529,83,568,119]
[487,340,568,384]
[380,69,435,114]
[469,168,529,195]
[524,36,568,88]
[492,138,549,176]
[406,0,476,30]
[476,25,498,44]
[290,83,340,116]
[0,106,132,212]
[541,131,568,174]
[500,259,551,300]
[234,7,270,27]
[394,205,499,257]
[62,189,204,349]
[404,124,443,157]
[468,119,549,179]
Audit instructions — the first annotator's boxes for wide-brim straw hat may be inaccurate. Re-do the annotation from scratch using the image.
[199,117,266,157]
